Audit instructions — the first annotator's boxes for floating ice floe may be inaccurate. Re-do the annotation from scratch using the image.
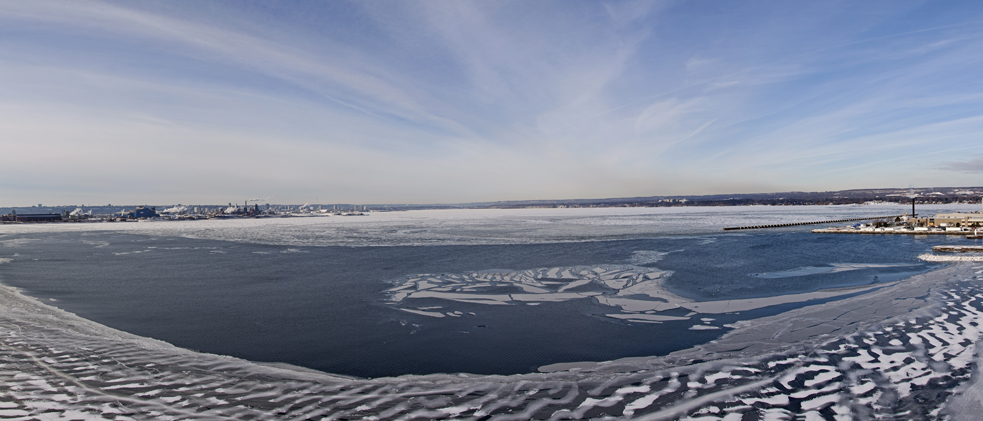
[386,265,680,321]
[629,249,678,265]
[386,264,894,323]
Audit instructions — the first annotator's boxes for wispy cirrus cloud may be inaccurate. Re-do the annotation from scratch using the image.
[3,0,983,205]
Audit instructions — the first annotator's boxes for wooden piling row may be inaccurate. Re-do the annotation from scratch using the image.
[723,215,901,231]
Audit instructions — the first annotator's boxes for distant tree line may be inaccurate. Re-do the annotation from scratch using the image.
[482,190,983,209]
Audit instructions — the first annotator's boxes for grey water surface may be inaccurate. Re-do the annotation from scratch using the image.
[0,224,962,378]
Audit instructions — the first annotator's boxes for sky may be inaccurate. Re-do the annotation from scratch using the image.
[3,0,983,206]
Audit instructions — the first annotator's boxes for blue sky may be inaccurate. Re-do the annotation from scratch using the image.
[3,0,983,205]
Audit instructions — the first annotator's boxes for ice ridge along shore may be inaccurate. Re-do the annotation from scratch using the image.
[3,264,983,419]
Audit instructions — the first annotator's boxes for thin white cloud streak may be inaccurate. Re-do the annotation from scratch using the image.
[3,1,983,205]
[0,0,478,138]
[359,1,657,144]
[0,62,452,159]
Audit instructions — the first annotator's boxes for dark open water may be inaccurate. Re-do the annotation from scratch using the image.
[0,225,971,378]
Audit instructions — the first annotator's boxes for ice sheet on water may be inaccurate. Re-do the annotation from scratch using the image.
[384,262,896,323]
[2,204,979,247]
[385,264,682,322]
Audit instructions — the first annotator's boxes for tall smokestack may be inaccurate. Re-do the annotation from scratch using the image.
[912,197,916,217]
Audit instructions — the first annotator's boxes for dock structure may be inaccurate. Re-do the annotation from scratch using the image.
[723,215,901,231]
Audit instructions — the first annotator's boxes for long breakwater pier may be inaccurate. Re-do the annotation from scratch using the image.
[723,215,902,231]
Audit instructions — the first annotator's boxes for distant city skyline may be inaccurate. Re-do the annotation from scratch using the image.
[3,1,983,206]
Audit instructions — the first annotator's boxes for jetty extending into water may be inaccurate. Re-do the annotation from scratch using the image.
[723,215,901,231]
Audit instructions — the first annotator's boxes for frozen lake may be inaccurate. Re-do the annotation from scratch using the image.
[2,204,983,419]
